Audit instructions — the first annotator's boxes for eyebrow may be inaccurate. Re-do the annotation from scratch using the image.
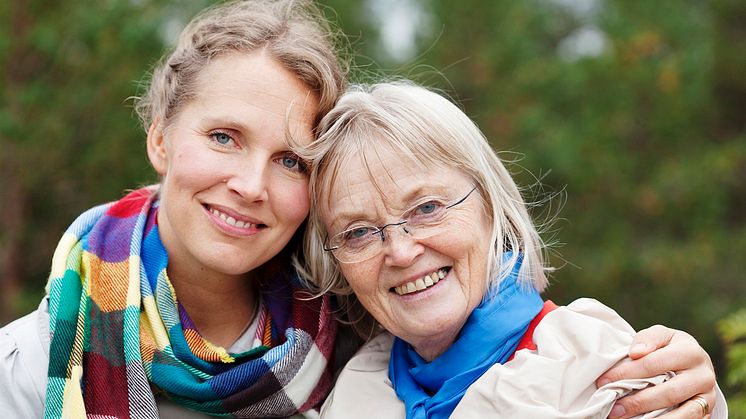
[198,114,314,147]
[326,206,373,233]
[326,183,454,230]
[199,115,254,135]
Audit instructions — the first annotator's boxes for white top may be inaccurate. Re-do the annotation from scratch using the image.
[321,298,728,419]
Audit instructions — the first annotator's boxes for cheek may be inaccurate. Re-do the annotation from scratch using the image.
[466,227,493,301]
[164,167,218,197]
[340,263,379,298]
[273,179,311,222]
[166,147,223,188]
[439,219,492,293]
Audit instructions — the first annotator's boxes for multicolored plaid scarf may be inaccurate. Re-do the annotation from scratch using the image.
[44,187,336,418]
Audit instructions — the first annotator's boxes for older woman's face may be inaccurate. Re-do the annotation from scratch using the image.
[322,146,493,360]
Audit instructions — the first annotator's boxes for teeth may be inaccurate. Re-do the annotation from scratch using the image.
[210,208,254,229]
[394,269,448,296]
[415,279,426,291]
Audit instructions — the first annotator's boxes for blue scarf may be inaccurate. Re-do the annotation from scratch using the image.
[388,257,543,419]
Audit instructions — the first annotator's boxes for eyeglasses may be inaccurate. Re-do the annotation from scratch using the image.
[324,187,478,263]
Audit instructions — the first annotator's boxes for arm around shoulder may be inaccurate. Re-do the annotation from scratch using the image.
[453,298,672,418]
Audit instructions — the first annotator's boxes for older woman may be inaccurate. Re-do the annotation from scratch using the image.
[299,82,726,418]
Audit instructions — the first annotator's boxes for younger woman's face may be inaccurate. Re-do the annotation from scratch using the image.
[147,51,319,282]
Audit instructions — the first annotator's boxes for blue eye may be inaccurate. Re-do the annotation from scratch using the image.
[346,227,372,239]
[407,200,447,225]
[414,201,445,217]
[279,154,308,173]
[417,202,438,214]
[340,226,376,249]
[210,131,234,146]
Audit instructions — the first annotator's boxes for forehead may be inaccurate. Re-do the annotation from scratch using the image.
[321,144,473,220]
[188,52,319,136]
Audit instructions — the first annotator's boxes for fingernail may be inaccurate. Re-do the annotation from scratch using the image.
[597,378,611,387]
[609,403,625,418]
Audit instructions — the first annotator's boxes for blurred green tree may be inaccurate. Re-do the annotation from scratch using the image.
[719,308,746,418]
[0,0,209,320]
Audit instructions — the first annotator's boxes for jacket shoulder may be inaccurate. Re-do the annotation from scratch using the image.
[321,332,404,419]
[0,298,50,417]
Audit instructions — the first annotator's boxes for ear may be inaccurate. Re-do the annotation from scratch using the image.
[146,121,168,175]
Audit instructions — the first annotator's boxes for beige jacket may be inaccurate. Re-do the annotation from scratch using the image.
[321,299,727,419]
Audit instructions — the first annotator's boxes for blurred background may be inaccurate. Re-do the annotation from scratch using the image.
[1,0,744,413]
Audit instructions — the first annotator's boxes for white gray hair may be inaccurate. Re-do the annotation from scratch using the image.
[295,81,551,335]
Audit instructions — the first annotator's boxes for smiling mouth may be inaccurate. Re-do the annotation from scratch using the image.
[206,205,266,230]
[392,267,450,296]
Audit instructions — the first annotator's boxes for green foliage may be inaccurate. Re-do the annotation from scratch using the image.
[719,309,746,417]
[0,0,206,319]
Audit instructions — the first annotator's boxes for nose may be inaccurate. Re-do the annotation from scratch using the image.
[382,226,424,268]
[225,159,270,203]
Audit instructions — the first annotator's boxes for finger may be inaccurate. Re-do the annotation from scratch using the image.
[609,374,716,419]
[598,336,709,385]
[654,395,713,419]
[628,325,675,359]
[597,357,634,387]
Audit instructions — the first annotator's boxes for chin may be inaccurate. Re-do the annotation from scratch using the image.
[400,317,463,343]
[202,254,261,277]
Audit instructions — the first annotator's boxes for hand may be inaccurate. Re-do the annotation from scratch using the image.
[596,325,716,419]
